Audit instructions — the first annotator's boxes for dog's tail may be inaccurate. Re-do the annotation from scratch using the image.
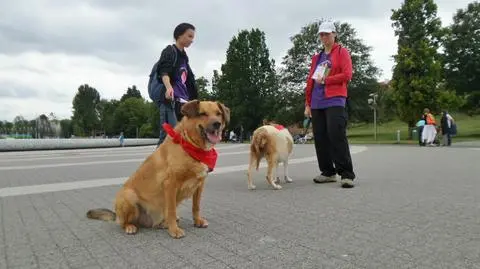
[86,208,116,222]
[250,128,272,170]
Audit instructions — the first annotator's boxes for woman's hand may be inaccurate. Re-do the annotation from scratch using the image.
[304,106,312,118]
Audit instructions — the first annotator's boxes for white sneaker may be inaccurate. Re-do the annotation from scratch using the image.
[313,174,337,183]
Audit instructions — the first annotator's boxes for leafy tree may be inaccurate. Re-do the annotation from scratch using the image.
[443,1,480,114]
[196,76,216,101]
[113,97,148,138]
[59,119,73,138]
[97,99,120,136]
[216,28,279,134]
[120,85,142,102]
[390,0,444,130]
[71,84,101,136]
[278,19,381,125]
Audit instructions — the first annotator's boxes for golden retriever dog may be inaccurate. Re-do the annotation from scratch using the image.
[247,123,294,190]
[86,100,230,239]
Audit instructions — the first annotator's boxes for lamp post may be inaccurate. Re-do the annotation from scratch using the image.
[368,93,378,141]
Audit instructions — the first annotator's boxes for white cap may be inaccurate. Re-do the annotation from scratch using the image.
[318,21,336,33]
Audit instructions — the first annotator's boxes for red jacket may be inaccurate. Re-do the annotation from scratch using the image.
[305,43,353,106]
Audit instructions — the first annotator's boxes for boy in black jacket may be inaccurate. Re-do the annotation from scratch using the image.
[155,23,198,147]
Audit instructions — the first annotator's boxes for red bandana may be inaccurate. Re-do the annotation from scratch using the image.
[162,123,218,171]
[273,124,285,130]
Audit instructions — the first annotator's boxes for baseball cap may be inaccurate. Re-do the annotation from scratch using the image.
[318,21,336,33]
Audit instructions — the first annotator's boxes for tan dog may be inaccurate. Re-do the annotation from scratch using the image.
[247,123,294,190]
[86,100,230,239]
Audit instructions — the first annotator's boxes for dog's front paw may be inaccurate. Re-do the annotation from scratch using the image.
[275,177,281,184]
[193,217,209,228]
[124,224,138,234]
[168,226,185,239]
[272,184,282,190]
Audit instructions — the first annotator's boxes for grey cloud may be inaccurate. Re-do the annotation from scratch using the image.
[0,0,396,71]
[0,82,69,102]
[0,86,38,98]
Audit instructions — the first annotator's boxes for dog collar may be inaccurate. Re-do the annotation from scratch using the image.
[162,123,218,172]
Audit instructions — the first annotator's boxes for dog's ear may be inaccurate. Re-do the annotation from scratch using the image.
[181,100,200,118]
[217,102,230,125]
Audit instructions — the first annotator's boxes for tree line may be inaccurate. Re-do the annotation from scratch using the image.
[1,0,479,139]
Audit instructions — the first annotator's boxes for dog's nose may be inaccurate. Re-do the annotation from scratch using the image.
[212,121,221,130]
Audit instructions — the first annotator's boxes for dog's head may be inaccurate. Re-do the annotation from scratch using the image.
[181,100,230,147]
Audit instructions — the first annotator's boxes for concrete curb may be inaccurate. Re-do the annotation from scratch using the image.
[0,138,158,152]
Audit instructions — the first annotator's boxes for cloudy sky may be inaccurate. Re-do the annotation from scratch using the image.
[0,0,472,121]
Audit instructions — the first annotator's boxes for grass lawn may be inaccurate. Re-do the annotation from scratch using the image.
[346,114,480,145]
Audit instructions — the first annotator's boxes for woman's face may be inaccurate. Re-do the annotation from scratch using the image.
[178,29,195,48]
[319,32,335,47]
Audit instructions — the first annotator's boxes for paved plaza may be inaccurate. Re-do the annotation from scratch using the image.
[0,142,479,268]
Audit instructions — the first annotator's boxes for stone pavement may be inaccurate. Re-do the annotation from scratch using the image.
[0,143,479,268]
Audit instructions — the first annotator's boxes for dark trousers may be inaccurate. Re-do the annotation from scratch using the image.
[311,106,355,180]
[157,100,184,147]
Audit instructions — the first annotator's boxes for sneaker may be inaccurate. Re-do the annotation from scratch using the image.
[313,174,337,184]
[340,178,354,188]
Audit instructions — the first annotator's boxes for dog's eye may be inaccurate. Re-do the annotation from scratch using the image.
[199,112,208,116]
[216,112,222,116]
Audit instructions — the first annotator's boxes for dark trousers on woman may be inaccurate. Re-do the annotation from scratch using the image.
[311,106,356,180]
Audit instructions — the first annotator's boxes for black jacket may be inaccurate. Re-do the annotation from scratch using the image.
[156,44,198,101]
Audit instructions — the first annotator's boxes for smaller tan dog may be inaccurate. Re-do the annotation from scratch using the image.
[247,123,294,190]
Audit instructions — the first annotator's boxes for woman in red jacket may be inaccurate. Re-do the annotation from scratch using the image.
[304,20,356,188]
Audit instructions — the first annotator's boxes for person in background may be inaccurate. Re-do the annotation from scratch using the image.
[156,23,198,147]
[421,108,437,146]
[440,110,455,146]
[119,132,125,147]
[304,20,356,188]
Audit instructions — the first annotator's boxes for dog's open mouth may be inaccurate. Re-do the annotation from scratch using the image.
[200,125,222,144]
[205,129,222,144]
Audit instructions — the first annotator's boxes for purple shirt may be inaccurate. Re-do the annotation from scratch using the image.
[311,52,346,109]
[173,59,189,103]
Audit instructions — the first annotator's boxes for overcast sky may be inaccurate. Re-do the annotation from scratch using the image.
[0,0,472,121]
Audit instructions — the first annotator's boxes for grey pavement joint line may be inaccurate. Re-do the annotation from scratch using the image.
[0,151,250,170]
[0,146,367,197]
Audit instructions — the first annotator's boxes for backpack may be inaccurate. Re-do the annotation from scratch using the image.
[148,45,178,104]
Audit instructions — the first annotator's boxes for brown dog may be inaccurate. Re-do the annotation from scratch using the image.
[86,100,230,239]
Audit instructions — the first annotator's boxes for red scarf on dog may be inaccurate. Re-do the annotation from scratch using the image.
[162,123,218,172]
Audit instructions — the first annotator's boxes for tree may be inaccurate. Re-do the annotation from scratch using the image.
[97,99,120,136]
[278,19,381,125]
[443,1,480,114]
[113,97,149,138]
[390,0,444,131]
[196,76,216,100]
[120,85,142,102]
[71,84,101,136]
[216,28,279,134]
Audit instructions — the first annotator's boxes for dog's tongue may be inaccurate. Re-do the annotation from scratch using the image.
[207,131,222,144]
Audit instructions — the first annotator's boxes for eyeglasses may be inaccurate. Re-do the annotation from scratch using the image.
[319,33,332,37]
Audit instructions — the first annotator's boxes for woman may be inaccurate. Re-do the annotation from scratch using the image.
[421,108,437,146]
[304,20,356,188]
[156,23,198,147]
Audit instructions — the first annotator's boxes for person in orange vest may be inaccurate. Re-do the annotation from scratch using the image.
[421,108,437,146]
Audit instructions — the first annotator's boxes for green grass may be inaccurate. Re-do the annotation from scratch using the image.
[346,114,480,144]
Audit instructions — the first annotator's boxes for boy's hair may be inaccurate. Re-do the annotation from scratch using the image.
[174,23,195,40]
